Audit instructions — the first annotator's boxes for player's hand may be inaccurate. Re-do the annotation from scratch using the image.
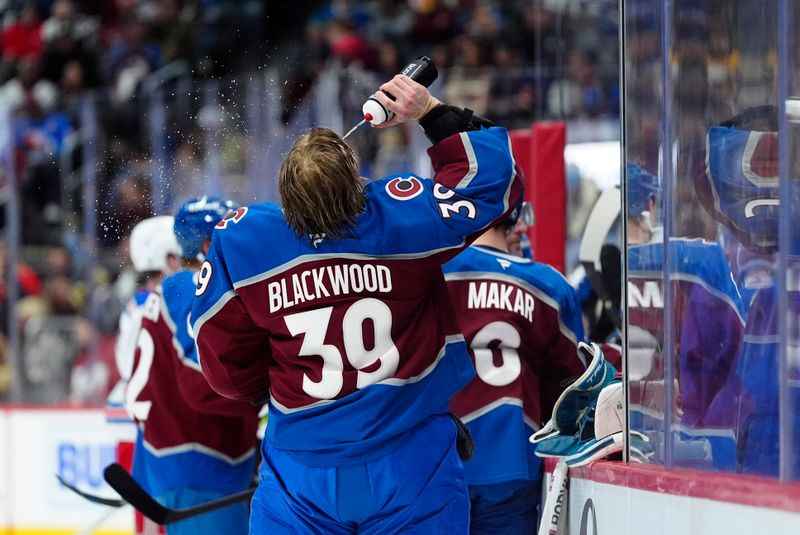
[372,75,440,128]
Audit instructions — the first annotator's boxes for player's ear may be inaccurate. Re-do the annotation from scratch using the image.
[201,238,212,257]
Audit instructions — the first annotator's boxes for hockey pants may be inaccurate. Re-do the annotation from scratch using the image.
[249,413,470,534]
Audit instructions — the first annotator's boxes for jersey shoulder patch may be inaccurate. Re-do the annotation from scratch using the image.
[384,176,424,200]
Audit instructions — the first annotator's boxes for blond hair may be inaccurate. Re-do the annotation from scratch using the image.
[279,127,364,240]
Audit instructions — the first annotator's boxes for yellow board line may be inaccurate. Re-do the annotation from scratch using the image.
[0,529,132,535]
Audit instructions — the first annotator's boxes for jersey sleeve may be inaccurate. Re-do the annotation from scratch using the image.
[423,126,524,244]
[114,299,142,381]
[679,245,745,427]
[536,277,587,415]
[191,233,272,403]
[134,310,257,417]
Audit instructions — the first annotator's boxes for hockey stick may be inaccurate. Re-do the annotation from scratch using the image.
[56,474,126,507]
[103,463,256,525]
[578,186,623,331]
[537,459,569,535]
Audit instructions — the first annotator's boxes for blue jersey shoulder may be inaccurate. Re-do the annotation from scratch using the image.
[444,245,574,305]
[160,269,197,359]
[211,187,464,286]
[133,288,150,307]
[630,238,743,317]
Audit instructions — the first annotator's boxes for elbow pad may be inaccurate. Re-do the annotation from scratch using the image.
[419,105,495,145]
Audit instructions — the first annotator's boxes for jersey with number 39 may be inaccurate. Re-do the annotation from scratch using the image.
[192,127,523,466]
[129,269,258,496]
[444,246,586,484]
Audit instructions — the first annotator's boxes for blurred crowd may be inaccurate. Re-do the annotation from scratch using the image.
[0,0,626,405]
[0,0,269,404]
[284,0,620,126]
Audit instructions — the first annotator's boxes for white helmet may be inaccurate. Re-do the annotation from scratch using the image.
[129,216,181,273]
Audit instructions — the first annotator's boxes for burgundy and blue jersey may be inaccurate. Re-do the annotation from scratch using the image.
[443,245,586,485]
[106,289,151,428]
[628,237,745,468]
[129,269,258,496]
[192,127,523,466]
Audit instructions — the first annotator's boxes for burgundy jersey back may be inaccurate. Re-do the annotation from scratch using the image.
[444,245,585,484]
[192,127,524,466]
[129,278,258,495]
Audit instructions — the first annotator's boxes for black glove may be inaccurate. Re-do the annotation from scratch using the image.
[419,105,495,145]
[448,412,475,461]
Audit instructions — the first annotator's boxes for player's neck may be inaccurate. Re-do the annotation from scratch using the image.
[627,217,652,245]
[472,227,509,252]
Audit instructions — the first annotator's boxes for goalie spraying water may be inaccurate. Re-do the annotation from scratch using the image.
[191,75,524,532]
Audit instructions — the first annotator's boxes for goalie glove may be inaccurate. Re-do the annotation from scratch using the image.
[530,342,618,444]
[534,380,655,467]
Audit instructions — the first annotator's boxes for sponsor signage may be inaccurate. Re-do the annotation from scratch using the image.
[3,408,133,532]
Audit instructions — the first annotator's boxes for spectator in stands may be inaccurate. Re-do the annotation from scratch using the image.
[407,0,459,45]
[14,80,73,244]
[547,49,607,119]
[488,42,536,128]
[0,238,43,335]
[365,0,413,42]
[57,59,85,120]
[374,37,403,81]
[40,11,100,88]
[17,267,88,404]
[41,0,99,49]
[105,15,161,104]
[327,19,376,71]
[310,0,372,34]
[443,35,491,116]
[1,2,43,81]
[102,165,154,246]
[150,0,194,66]
[0,53,58,115]
[512,5,559,68]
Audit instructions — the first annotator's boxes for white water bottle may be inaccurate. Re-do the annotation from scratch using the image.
[362,56,438,125]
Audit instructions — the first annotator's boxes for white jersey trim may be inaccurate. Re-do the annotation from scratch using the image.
[472,245,532,264]
[232,247,465,292]
[141,437,256,465]
[455,132,479,189]
[192,288,238,363]
[270,333,466,415]
[629,270,745,325]
[158,290,203,372]
[460,396,541,432]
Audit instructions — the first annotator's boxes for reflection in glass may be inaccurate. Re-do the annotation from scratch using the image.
[698,107,781,475]
[627,162,746,471]
[622,0,800,477]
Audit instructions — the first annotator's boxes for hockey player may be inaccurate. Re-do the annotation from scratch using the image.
[106,215,180,535]
[626,162,746,470]
[110,216,181,413]
[443,201,586,533]
[191,76,523,532]
[127,197,259,535]
[697,106,800,477]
